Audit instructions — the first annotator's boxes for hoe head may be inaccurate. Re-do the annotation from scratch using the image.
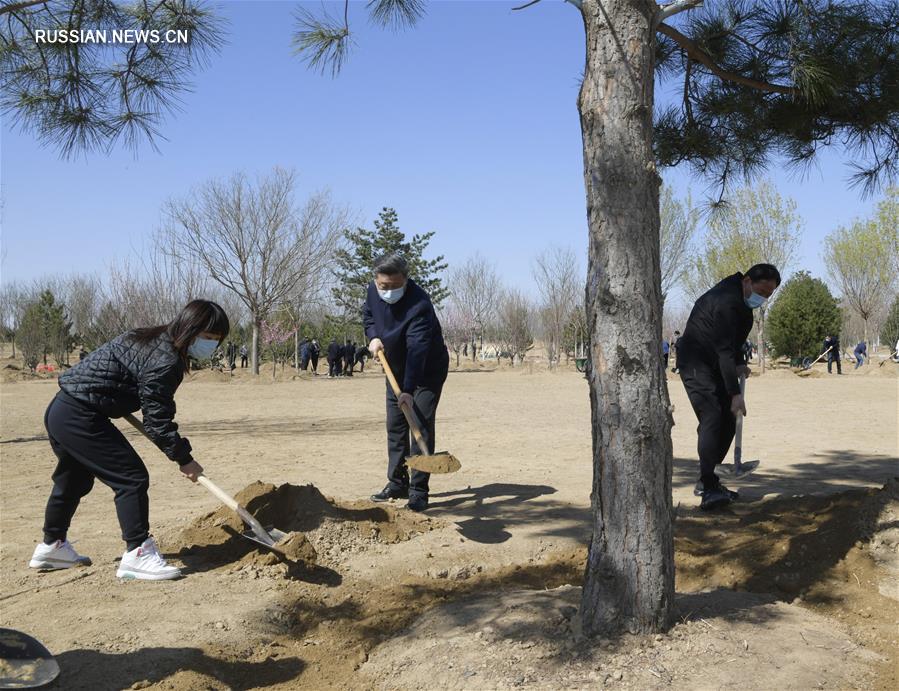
[406,451,461,474]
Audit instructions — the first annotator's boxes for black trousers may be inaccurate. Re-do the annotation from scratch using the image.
[43,392,151,550]
[343,358,354,375]
[327,358,340,376]
[680,362,736,490]
[385,382,443,499]
[827,353,842,374]
[240,355,248,367]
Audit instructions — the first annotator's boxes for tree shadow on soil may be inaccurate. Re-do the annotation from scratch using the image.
[673,450,898,499]
[674,473,896,602]
[427,483,591,544]
[51,646,304,690]
[123,415,383,440]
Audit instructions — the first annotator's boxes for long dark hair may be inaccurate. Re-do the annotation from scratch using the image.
[131,300,230,367]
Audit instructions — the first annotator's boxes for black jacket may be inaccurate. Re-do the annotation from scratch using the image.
[824,336,840,357]
[327,341,341,361]
[343,344,355,361]
[363,278,449,393]
[58,332,193,464]
[678,273,753,396]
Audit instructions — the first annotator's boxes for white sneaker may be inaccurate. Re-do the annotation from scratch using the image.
[116,537,181,581]
[29,539,92,570]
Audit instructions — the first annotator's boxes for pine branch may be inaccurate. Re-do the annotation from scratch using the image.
[657,22,797,95]
[0,0,48,15]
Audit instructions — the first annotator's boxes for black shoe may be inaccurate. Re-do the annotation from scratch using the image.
[370,486,409,502]
[407,495,429,512]
[700,487,732,511]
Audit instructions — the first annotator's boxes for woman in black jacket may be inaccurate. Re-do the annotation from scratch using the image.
[29,300,229,581]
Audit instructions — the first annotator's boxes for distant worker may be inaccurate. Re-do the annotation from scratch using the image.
[364,253,449,513]
[327,338,342,377]
[299,337,310,371]
[677,264,781,511]
[823,334,841,374]
[310,338,321,375]
[354,344,370,373]
[662,339,670,369]
[671,330,682,373]
[854,341,867,368]
[343,341,355,377]
[742,339,754,363]
[239,344,248,368]
[226,341,238,370]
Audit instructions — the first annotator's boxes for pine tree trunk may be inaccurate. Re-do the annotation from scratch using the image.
[251,319,260,376]
[579,0,675,636]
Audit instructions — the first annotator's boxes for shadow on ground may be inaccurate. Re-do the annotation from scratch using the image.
[51,647,304,690]
[674,450,898,499]
[427,483,591,544]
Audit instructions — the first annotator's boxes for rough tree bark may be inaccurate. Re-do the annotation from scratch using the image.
[579,0,675,635]
[251,319,261,376]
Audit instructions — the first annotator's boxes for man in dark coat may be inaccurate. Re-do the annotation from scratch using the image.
[310,339,321,374]
[363,253,449,512]
[343,341,355,376]
[824,334,841,374]
[299,338,311,371]
[354,344,369,373]
[678,264,781,511]
[327,338,342,377]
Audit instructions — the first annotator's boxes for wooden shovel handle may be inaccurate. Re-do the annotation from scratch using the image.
[376,350,431,457]
[122,413,273,544]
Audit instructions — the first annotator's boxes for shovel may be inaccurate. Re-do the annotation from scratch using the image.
[0,628,59,689]
[718,373,760,479]
[376,351,461,474]
[122,414,288,554]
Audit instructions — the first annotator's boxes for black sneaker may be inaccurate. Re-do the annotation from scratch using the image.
[407,495,429,512]
[700,487,732,511]
[370,486,409,502]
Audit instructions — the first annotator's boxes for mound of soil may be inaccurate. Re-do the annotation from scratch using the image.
[166,482,437,575]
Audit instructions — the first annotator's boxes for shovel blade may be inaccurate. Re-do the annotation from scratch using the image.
[406,452,461,474]
[240,526,289,552]
[718,459,760,479]
[0,629,59,689]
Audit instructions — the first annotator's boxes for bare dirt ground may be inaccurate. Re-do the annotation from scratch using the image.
[1,354,897,690]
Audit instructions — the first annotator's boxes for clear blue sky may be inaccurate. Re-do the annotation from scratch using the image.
[0,0,886,306]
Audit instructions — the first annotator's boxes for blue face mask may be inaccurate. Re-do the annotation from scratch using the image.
[744,292,766,309]
[378,284,406,304]
[188,337,219,359]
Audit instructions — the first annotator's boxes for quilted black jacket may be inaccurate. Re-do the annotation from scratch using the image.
[58,331,193,465]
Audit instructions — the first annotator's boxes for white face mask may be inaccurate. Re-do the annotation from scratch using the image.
[378,284,406,304]
[188,337,218,359]
[744,292,765,309]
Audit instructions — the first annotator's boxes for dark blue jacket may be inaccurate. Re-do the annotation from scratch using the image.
[854,342,867,356]
[363,279,449,393]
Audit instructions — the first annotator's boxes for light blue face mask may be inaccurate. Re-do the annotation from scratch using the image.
[378,284,406,304]
[188,337,219,359]
[744,292,766,309]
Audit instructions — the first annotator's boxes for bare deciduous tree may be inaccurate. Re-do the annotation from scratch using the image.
[450,255,501,361]
[164,167,345,374]
[659,185,698,304]
[532,247,581,368]
[824,219,896,346]
[495,289,534,366]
